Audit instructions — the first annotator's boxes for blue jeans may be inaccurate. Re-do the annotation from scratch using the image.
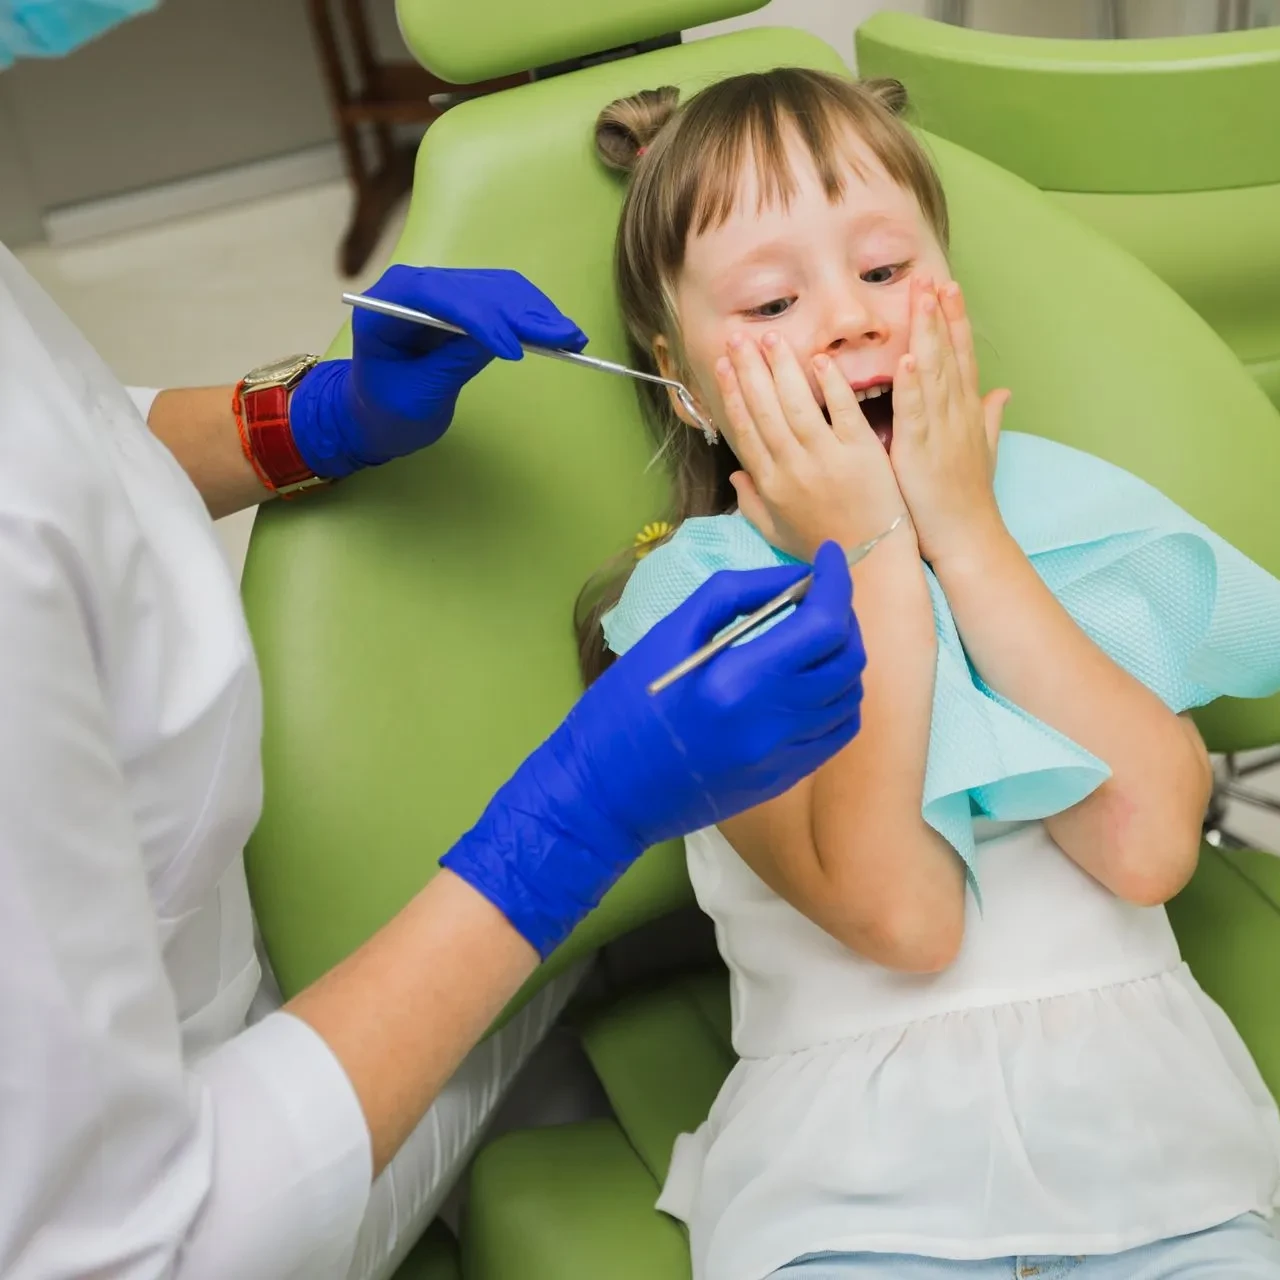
[774,1215,1280,1278]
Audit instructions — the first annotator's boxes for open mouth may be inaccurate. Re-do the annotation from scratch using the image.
[820,381,894,451]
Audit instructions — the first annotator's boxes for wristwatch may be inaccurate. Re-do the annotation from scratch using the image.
[234,353,327,498]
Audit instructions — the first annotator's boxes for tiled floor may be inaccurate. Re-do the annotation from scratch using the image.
[15,180,1280,854]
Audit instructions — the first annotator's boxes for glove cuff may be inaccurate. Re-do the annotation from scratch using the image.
[287,358,360,479]
[440,784,642,960]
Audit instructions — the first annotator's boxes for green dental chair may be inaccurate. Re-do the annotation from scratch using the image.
[237,3,1280,1276]
[854,13,1280,412]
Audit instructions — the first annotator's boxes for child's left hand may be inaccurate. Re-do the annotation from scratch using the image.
[889,277,1012,569]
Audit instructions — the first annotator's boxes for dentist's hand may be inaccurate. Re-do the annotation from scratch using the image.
[441,544,866,957]
[288,265,588,479]
[888,277,1011,569]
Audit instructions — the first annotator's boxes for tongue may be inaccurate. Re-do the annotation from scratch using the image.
[873,423,893,451]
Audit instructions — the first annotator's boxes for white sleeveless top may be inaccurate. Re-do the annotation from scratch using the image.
[656,821,1280,1280]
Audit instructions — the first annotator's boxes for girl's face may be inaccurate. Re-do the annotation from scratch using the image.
[665,122,950,443]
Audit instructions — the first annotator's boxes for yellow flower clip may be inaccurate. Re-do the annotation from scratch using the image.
[634,520,674,559]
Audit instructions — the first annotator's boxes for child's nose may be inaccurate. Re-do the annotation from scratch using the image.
[820,283,889,353]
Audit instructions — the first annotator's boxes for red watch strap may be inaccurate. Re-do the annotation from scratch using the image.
[233,381,322,497]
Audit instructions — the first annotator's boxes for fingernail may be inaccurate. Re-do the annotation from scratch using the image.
[728,333,744,351]
[902,355,916,373]
[762,331,779,349]
[715,355,731,376]
[943,281,960,298]
[813,353,830,373]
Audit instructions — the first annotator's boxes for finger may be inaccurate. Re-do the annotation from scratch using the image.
[729,334,803,464]
[982,388,1011,456]
[914,279,950,429]
[508,310,589,353]
[751,706,864,792]
[763,334,827,448]
[814,354,877,450]
[440,304,524,361]
[938,281,981,411]
[765,646,865,713]
[667,562,810,649]
[805,540,859,643]
[715,356,773,481]
[899,277,930,444]
[787,678,865,742]
[381,266,525,361]
[356,266,454,355]
[933,284,967,420]
[410,339,495,389]
[730,541,857,676]
[891,351,925,447]
[729,471,778,546]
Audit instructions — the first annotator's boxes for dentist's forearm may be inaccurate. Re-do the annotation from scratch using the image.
[286,870,537,1178]
[147,386,274,518]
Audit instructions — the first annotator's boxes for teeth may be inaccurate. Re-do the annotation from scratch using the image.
[854,384,890,402]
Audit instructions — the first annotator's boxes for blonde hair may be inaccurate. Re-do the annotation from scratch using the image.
[575,67,949,684]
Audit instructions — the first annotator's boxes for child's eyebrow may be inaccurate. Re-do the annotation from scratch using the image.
[845,211,916,239]
[724,212,916,274]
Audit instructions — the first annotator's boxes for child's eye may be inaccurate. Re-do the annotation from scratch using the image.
[862,263,907,285]
[746,297,795,319]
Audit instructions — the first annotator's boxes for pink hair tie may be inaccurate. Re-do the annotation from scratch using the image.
[636,145,648,156]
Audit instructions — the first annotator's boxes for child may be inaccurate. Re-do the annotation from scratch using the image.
[576,68,1280,1279]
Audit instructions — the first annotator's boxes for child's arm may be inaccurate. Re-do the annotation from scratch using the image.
[710,335,966,974]
[931,536,1212,905]
[720,532,965,973]
[891,278,1211,906]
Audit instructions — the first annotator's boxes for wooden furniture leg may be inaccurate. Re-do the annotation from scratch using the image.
[306,0,529,276]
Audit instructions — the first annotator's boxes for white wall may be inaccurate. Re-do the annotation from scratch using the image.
[691,0,1277,52]
[690,0,928,66]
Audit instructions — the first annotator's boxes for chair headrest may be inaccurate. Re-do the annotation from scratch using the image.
[856,11,1280,194]
[397,0,767,84]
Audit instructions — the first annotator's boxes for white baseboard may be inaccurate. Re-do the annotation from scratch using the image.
[43,142,345,246]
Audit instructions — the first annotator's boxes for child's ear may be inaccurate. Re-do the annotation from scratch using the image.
[652,335,706,430]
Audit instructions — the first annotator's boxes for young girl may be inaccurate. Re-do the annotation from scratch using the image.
[576,69,1280,1279]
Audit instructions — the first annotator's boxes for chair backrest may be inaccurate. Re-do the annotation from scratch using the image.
[241,11,1280,1005]
[855,12,1280,408]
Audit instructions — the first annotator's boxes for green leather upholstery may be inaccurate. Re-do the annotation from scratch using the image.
[466,972,735,1280]
[393,1218,461,1280]
[467,847,1280,1278]
[854,13,1280,411]
[241,26,847,1007]
[396,0,766,84]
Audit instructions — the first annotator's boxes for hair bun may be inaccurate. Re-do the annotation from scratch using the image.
[595,85,681,173]
[861,77,909,116]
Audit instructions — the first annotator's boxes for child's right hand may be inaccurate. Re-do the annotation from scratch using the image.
[716,332,909,563]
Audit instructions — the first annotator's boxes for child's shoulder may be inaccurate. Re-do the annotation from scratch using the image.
[602,513,789,656]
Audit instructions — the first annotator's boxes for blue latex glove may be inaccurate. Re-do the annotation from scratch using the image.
[442,543,865,957]
[288,265,588,479]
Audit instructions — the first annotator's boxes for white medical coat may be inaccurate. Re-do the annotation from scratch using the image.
[0,245,376,1278]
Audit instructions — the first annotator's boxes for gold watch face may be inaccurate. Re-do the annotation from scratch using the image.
[242,353,316,391]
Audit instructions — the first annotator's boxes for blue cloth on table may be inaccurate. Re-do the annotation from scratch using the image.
[0,1,159,68]
[603,432,1280,887]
